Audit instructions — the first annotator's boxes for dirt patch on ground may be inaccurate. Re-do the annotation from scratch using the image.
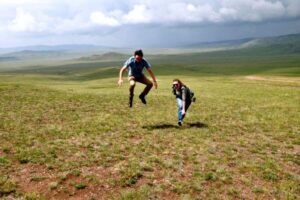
[9,164,124,200]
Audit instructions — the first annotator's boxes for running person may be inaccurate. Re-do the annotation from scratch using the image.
[118,49,158,107]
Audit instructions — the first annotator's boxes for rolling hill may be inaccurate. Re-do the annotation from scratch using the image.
[0,33,299,78]
[184,33,300,53]
[76,52,128,61]
[0,33,299,200]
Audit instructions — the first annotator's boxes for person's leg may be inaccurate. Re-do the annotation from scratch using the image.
[176,97,184,126]
[182,100,191,120]
[128,76,136,107]
[136,75,153,104]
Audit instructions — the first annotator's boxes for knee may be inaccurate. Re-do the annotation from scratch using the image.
[129,80,136,87]
[148,82,153,87]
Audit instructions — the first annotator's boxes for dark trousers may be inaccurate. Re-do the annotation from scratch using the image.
[129,75,153,98]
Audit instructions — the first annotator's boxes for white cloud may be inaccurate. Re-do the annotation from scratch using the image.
[1,0,300,34]
[286,0,300,17]
[90,11,120,26]
[219,0,286,22]
[54,15,90,34]
[185,3,221,22]
[0,0,42,5]
[219,7,237,20]
[0,0,299,48]
[123,4,152,24]
[8,8,38,32]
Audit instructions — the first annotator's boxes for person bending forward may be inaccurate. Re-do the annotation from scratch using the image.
[172,79,195,126]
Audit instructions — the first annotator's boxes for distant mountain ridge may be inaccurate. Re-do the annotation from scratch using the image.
[0,50,66,61]
[239,33,300,54]
[183,38,254,48]
[76,52,128,61]
[4,50,63,56]
[0,33,299,62]
[0,57,19,62]
[0,33,299,52]
[0,44,112,55]
[183,33,300,49]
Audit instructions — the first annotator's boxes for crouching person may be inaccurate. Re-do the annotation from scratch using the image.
[172,79,196,126]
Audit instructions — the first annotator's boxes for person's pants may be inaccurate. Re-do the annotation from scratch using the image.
[176,97,191,122]
[129,75,153,99]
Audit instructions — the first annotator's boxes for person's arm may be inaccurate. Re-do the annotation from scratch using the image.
[146,68,158,89]
[182,87,186,114]
[118,66,127,86]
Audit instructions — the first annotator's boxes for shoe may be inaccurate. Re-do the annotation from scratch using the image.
[139,95,147,104]
[178,121,183,126]
[192,97,196,102]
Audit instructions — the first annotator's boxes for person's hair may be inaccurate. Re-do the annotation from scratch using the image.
[134,49,143,57]
[173,79,185,87]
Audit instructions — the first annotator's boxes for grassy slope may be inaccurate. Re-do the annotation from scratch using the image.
[0,48,299,199]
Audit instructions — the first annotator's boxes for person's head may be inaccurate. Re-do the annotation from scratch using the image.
[172,79,184,90]
[134,49,143,63]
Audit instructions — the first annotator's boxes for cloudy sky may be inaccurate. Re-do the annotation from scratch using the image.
[0,0,300,48]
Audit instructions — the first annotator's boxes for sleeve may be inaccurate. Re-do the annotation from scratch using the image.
[182,87,186,101]
[123,57,132,68]
[143,59,151,69]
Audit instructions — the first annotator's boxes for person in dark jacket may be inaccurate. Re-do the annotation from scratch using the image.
[172,79,195,126]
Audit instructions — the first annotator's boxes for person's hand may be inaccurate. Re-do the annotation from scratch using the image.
[153,81,158,89]
[182,109,185,115]
[118,79,123,87]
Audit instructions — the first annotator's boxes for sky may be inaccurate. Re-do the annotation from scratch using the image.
[0,0,300,48]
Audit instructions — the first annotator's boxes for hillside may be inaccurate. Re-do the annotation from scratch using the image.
[0,57,19,62]
[0,44,111,54]
[183,38,254,49]
[0,33,299,78]
[0,72,299,199]
[76,52,128,61]
[183,33,300,54]
[2,49,300,78]
[240,33,300,54]
[1,33,299,63]
[0,33,299,199]
[0,50,64,60]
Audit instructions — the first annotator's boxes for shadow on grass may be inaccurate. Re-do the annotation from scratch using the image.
[186,122,208,128]
[142,122,208,130]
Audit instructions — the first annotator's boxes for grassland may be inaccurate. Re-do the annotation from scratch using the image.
[0,48,299,199]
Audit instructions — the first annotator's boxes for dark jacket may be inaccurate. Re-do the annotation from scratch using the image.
[172,85,194,102]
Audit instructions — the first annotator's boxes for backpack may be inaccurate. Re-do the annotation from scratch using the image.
[172,85,196,102]
[186,87,195,102]
[182,86,196,102]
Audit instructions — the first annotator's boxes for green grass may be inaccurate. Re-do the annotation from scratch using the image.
[0,49,299,199]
